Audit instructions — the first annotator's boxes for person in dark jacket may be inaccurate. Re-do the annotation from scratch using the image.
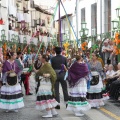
[51,47,68,109]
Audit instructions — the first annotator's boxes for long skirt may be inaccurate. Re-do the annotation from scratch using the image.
[87,73,105,107]
[109,80,120,100]
[67,78,91,112]
[0,83,24,110]
[36,78,58,111]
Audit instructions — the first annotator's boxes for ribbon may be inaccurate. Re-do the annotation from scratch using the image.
[60,0,79,48]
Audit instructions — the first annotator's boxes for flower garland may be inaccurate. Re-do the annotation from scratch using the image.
[114,33,120,45]
[81,42,88,51]
[63,42,69,50]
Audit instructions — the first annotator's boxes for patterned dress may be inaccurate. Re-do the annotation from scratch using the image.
[87,61,104,107]
[0,60,24,110]
[67,62,91,112]
[35,63,58,111]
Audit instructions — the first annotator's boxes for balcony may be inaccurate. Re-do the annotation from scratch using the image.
[34,4,52,15]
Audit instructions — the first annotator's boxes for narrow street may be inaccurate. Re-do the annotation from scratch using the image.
[0,73,120,120]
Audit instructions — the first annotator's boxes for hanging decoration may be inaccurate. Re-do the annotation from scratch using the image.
[113,45,119,55]
[113,33,120,54]
[2,43,7,60]
[114,33,120,44]
[81,42,88,51]
[63,42,70,51]
[63,42,70,57]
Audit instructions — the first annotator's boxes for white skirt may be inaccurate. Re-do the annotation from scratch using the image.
[68,78,87,98]
[87,75,103,93]
[67,78,91,112]
[0,84,24,110]
[36,79,58,111]
[87,72,105,107]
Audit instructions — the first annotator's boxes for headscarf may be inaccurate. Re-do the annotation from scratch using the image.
[68,61,89,88]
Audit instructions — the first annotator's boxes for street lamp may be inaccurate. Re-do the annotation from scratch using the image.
[111,19,119,30]
[116,7,120,18]
[81,22,87,29]
[79,22,89,43]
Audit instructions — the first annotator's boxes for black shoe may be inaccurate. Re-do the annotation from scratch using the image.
[55,105,60,109]
[26,93,33,95]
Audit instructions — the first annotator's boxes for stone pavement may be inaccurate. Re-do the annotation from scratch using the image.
[0,73,120,120]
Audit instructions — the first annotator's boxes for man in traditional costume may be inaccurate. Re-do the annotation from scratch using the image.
[51,47,68,109]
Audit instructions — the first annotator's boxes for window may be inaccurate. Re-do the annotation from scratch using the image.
[104,0,111,32]
[91,3,97,35]
[30,0,35,8]
[81,8,85,22]
[41,20,45,26]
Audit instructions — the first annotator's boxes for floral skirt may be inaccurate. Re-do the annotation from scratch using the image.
[36,80,58,111]
[0,84,24,110]
[67,78,91,112]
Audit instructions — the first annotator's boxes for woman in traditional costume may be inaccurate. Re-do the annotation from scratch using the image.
[33,54,58,118]
[87,52,105,108]
[67,55,91,117]
[0,52,24,112]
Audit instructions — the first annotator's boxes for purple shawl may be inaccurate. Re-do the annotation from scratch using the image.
[2,60,21,74]
[68,62,89,88]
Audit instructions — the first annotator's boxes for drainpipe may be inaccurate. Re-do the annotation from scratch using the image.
[76,0,79,47]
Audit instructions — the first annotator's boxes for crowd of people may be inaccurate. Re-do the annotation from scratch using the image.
[0,39,120,118]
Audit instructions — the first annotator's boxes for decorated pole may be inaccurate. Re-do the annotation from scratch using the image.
[60,0,79,50]
[58,0,61,47]
[76,0,79,48]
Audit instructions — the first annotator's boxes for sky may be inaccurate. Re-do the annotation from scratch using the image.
[33,0,76,19]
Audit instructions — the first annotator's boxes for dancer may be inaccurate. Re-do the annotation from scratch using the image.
[0,52,24,112]
[51,47,68,109]
[33,54,58,118]
[67,55,91,117]
[87,52,104,108]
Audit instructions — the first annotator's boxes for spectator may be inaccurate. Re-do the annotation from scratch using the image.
[102,40,111,64]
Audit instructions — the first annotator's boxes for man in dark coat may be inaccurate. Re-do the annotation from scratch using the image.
[51,47,68,109]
